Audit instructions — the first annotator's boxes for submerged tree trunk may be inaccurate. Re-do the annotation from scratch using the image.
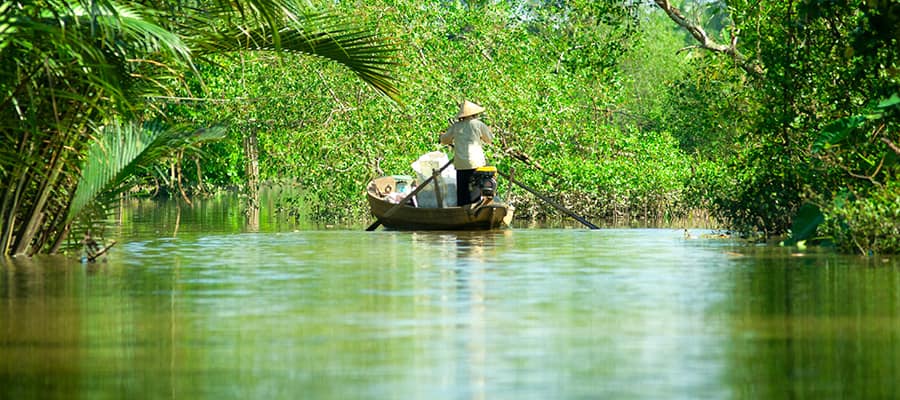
[244,129,260,232]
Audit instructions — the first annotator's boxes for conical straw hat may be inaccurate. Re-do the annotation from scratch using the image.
[456,100,485,119]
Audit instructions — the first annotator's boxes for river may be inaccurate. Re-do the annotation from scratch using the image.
[2,197,898,399]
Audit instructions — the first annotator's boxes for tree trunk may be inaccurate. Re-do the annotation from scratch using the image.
[47,189,77,255]
[0,128,34,255]
[195,156,203,189]
[12,140,68,256]
[0,163,30,256]
[244,129,260,232]
[176,150,192,205]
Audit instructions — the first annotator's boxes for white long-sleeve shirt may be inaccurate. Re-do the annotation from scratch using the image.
[440,118,493,170]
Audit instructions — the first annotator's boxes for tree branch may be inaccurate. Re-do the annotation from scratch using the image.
[653,0,764,77]
[881,137,900,155]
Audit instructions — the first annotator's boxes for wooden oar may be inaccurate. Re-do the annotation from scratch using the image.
[497,171,599,230]
[365,158,455,231]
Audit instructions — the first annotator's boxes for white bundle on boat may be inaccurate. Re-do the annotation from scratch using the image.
[384,192,407,204]
[411,151,457,208]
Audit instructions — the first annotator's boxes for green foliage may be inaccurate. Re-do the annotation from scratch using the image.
[822,182,900,255]
[783,203,825,246]
[812,115,870,154]
[804,91,900,253]
[194,12,401,102]
[8,0,896,255]
[0,0,399,255]
[676,0,900,249]
[497,125,692,221]
[634,51,753,158]
[708,142,807,236]
[618,1,755,158]
[811,92,899,180]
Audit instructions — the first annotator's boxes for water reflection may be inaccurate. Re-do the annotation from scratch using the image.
[1,256,98,398]
[408,231,507,400]
[722,250,900,399]
[1,229,899,399]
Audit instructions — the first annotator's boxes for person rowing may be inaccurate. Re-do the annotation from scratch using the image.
[440,100,494,206]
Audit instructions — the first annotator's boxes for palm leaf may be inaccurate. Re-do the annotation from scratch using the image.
[2,0,401,255]
[66,120,225,225]
[194,12,401,102]
[0,2,16,54]
[784,203,824,245]
[1,1,196,123]
[60,1,192,60]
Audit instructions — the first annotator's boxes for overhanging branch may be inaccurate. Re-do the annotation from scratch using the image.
[653,0,764,77]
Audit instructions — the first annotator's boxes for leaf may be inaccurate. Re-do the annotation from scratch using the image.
[877,93,900,109]
[811,115,867,153]
[784,203,824,245]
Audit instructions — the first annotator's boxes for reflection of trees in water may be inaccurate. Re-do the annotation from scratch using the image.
[1,253,197,399]
[1,257,83,396]
[725,255,900,399]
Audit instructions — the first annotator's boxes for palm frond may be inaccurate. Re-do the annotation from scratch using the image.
[1,0,401,255]
[1,1,196,119]
[0,2,16,54]
[66,120,225,225]
[70,1,193,62]
[195,11,401,102]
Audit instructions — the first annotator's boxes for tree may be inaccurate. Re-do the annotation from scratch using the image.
[0,0,399,256]
[652,0,900,247]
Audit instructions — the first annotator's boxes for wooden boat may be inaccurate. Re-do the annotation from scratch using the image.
[366,175,514,230]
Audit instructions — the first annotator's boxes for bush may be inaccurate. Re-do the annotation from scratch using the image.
[822,182,900,255]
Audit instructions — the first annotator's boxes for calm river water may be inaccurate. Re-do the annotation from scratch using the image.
[2,197,899,399]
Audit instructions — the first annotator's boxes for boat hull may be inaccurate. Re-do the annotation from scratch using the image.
[367,177,513,230]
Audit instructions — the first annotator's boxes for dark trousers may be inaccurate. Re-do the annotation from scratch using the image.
[456,168,481,206]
